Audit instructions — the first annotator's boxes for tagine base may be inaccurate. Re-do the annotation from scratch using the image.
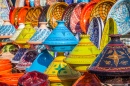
[98,76,130,85]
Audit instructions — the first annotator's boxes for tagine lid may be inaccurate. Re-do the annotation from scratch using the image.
[43,21,78,45]
[44,52,81,82]
[64,34,100,64]
[89,34,130,76]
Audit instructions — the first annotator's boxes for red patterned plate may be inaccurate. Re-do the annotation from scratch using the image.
[62,3,77,30]
[18,6,30,24]
[70,2,87,34]
[80,1,99,34]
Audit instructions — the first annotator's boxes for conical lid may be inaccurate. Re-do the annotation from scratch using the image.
[15,22,36,44]
[73,73,101,86]
[100,18,118,51]
[64,35,100,72]
[43,21,78,45]
[44,52,81,82]
[89,34,130,76]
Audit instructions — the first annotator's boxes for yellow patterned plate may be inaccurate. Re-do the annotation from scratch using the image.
[89,0,116,23]
[47,2,68,29]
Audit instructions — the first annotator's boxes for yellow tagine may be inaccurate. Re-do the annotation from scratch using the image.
[64,35,100,72]
[45,52,81,86]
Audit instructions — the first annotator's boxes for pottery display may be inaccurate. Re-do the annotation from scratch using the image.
[15,22,36,44]
[10,23,25,41]
[90,0,116,23]
[25,0,30,6]
[26,49,54,73]
[100,18,118,51]
[65,0,73,4]
[25,8,35,23]
[87,17,104,49]
[15,0,24,7]
[47,2,68,29]
[70,2,86,34]
[11,48,27,64]
[64,35,100,72]
[39,0,46,6]
[0,20,16,38]
[18,71,48,86]
[107,0,130,35]
[45,52,81,86]
[43,21,78,52]
[15,49,38,70]
[34,0,40,7]
[28,22,51,44]
[62,3,77,30]
[80,0,99,33]
[89,34,130,76]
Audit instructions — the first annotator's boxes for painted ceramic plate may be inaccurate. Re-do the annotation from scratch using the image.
[107,0,130,35]
[47,2,68,29]
[18,6,30,24]
[31,6,42,27]
[38,5,50,22]
[80,1,99,34]
[89,0,115,23]
[25,7,35,22]
[100,18,118,51]
[62,3,77,30]
[70,2,87,34]
[10,8,21,25]
[87,17,104,48]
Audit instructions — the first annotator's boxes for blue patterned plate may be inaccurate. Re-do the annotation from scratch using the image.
[87,17,104,49]
[107,0,130,35]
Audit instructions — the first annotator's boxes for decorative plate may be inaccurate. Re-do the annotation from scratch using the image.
[30,6,42,27]
[47,2,68,29]
[25,7,35,23]
[70,2,87,34]
[62,3,77,30]
[87,17,103,48]
[80,1,99,34]
[38,5,50,22]
[107,0,130,35]
[89,0,116,23]
[10,8,21,26]
[100,18,118,51]
[18,6,30,24]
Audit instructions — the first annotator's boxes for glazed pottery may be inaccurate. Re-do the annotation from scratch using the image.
[38,5,49,23]
[64,35,100,72]
[45,52,81,86]
[18,71,48,86]
[11,48,27,64]
[31,6,42,27]
[90,0,116,23]
[15,22,36,44]
[80,1,99,33]
[62,3,77,30]
[70,2,87,34]
[15,0,24,7]
[17,6,30,24]
[89,34,130,76]
[120,34,130,47]
[34,0,40,7]
[87,17,104,49]
[0,43,19,60]
[40,0,46,6]
[107,0,130,35]
[0,0,10,20]
[15,49,38,70]
[30,0,34,7]
[0,59,10,64]
[73,73,101,86]
[26,49,54,73]
[25,7,34,23]
[25,0,30,6]
[0,20,16,38]
[43,21,78,52]
[47,2,68,29]
[0,18,4,27]
[28,22,51,44]
[10,23,25,41]
[100,18,118,51]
